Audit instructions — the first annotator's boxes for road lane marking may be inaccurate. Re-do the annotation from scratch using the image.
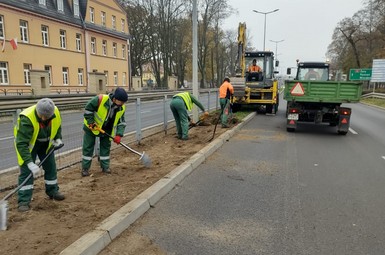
[349,128,358,135]
[0,136,13,141]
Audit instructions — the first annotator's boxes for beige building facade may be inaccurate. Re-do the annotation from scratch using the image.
[0,0,130,94]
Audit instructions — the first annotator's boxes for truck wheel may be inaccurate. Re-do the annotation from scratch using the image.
[338,130,347,135]
[287,127,295,132]
[266,104,273,114]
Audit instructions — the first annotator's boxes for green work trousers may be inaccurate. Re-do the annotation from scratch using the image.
[18,142,59,206]
[220,98,231,127]
[170,97,189,139]
[82,128,111,170]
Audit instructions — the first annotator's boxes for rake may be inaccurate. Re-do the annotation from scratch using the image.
[97,127,152,168]
[0,143,64,231]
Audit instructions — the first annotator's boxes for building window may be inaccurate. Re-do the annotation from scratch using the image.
[0,16,5,39]
[73,0,80,17]
[112,16,116,30]
[44,65,52,86]
[78,68,83,85]
[101,12,106,27]
[122,45,126,59]
[41,25,49,46]
[57,0,64,12]
[91,37,96,54]
[62,67,69,85]
[39,0,46,5]
[104,71,108,86]
[90,7,94,23]
[121,19,125,33]
[102,40,107,56]
[122,72,126,86]
[0,62,9,84]
[60,30,66,49]
[113,43,117,57]
[113,72,118,86]
[20,20,29,43]
[76,33,81,51]
[24,63,31,85]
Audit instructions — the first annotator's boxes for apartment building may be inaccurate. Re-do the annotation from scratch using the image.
[0,0,130,93]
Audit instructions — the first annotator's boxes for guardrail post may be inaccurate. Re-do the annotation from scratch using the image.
[208,90,210,112]
[135,98,142,144]
[13,109,21,126]
[215,90,218,110]
[163,95,168,134]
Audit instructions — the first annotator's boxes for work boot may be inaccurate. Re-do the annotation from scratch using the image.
[18,204,30,212]
[102,168,111,174]
[49,192,65,201]
[81,169,89,177]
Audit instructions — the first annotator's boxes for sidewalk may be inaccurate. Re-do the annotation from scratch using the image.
[60,112,256,255]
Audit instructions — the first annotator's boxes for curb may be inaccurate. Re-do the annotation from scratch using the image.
[60,112,256,255]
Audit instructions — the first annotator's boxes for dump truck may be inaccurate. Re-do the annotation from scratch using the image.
[284,62,363,135]
[230,23,279,114]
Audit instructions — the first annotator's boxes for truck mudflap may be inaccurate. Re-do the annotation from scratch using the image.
[337,107,351,135]
[286,107,299,132]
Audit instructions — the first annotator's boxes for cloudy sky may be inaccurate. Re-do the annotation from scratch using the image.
[222,0,365,72]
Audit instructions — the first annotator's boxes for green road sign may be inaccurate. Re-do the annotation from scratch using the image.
[349,68,372,80]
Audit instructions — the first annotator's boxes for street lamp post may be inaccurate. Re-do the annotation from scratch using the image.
[253,9,279,51]
[269,39,284,59]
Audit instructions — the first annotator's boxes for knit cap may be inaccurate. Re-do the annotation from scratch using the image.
[36,98,55,118]
[113,87,128,102]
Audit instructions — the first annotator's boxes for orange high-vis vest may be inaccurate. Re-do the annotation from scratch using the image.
[219,81,234,99]
[248,65,262,72]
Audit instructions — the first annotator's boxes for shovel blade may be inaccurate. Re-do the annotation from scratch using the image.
[139,152,152,168]
[0,200,8,231]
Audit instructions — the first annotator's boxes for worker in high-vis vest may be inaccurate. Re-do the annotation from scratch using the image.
[81,87,128,177]
[14,98,65,212]
[170,92,209,140]
[219,77,234,128]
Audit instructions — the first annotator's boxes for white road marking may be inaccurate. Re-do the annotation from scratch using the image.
[141,110,151,114]
[0,136,13,141]
[349,128,358,135]
[382,156,385,160]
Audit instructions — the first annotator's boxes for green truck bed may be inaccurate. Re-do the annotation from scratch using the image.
[284,80,363,103]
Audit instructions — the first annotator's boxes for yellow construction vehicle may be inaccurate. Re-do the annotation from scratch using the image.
[230,23,279,114]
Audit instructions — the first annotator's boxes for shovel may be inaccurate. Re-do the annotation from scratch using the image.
[0,143,64,231]
[96,127,152,168]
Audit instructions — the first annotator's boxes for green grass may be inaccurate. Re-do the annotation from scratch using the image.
[360,98,385,108]
[233,111,251,120]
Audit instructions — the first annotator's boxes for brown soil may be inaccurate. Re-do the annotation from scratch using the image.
[0,112,239,255]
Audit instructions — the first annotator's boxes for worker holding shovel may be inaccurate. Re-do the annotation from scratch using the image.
[219,77,234,128]
[170,91,209,140]
[81,87,128,177]
[14,98,65,212]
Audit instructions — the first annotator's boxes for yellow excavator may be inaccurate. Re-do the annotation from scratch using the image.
[230,22,279,114]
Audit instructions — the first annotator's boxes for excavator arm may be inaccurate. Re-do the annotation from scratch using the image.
[235,22,246,77]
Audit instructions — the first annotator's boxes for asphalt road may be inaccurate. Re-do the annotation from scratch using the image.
[0,93,219,171]
[101,100,385,254]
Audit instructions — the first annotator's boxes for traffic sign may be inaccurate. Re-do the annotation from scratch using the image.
[290,82,304,96]
[349,68,372,81]
[371,59,385,82]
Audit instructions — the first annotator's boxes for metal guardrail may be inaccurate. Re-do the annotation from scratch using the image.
[0,89,211,116]
[361,92,385,99]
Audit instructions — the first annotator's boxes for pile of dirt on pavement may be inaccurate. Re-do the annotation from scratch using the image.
[0,112,240,255]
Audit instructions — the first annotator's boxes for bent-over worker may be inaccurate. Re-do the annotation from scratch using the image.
[170,92,209,140]
[14,98,65,212]
[219,77,234,128]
